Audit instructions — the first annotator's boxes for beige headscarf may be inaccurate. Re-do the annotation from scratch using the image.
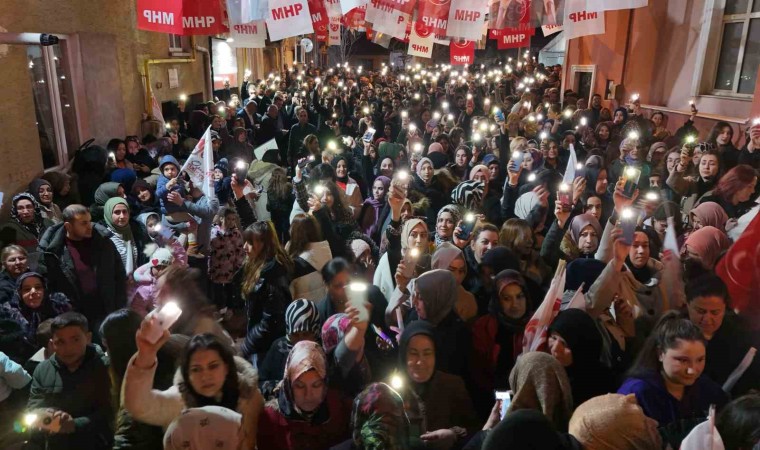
[507,352,574,431]
[401,218,428,254]
[163,405,242,450]
[569,394,662,450]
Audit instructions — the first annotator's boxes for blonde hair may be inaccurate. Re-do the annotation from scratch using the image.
[510,136,529,152]
[241,221,293,294]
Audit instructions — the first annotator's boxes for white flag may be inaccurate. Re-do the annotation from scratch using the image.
[229,20,267,48]
[150,90,165,137]
[541,24,563,36]
[563,0,605,40]
[562,143,578,185]
[408,21,435,59]
[266,0,314,41]
[340,0,368,14]
[180,126,215,200]
[566,283,586,310]
[663,217,681,257]
[254,138,279,160]
[446,0,483,41]
[584,0,647,12]
[329,16,342,46]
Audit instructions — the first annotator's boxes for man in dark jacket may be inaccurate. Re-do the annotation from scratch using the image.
[36,205,126,335]
[256,104,282,147]
[26,312,112,450]
[287,106,319,168]
[237,100,260,132]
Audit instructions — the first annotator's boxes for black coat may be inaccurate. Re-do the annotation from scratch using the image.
[256,115,280,146]
[240,258,292,359]
[36,223,126,330]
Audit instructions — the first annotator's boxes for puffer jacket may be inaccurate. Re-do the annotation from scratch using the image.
[124,354,264,449]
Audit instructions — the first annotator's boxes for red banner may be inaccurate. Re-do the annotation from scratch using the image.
[137,0,183,34]
[316,23,329,41]
[137,0,227,35]
[450,40,474,66]
[496,27,531,49]
[417,0,451,39]
[489,23,534,39]
[365,24,373,40]
[342,5,367,28]
[308,0,329,28]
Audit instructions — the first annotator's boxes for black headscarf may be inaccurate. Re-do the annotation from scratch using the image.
[483,409,580,450]
[10,193,45,237]
[28,179,53,206]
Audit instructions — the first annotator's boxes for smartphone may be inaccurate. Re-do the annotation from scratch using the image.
[558,183,572,209]
[495,391,512,420]
[495,110,506,122]
[575,162,586,179]
[510,150,524,170]
[144,302,183,344]
[362,127,376,143]
[402,248,420,278]
[298,155,313,169]
[622,167,641,198]
[620,208,637,245]
[235,160,249,181]
[458,212,477,241]
[347,282,369,322]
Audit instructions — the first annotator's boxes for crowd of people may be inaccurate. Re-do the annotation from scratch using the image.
[0,56,759,450]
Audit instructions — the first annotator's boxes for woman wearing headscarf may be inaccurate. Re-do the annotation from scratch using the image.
[396,321,478,450]
[0,193,53,253]
[103,197,150,276]
[547,309,616,407]
[374,216,430,303]
[470,270,532,419]
[569,394,662,450]
[430,243,477,323]
[409,157,449,231]
[506,352,574,431]
[432,205,462,248]
[321,313,372,397]
[259,299,322,400]
[257,340,352,450]
[42,170,77,210]
[688,201,730,234]
[358,175,391,243]
[29,178,63,223]
[344,383,410,450]
[163,405,243,450]
[682,226,731,273]
[90,181,126,223]
[332,155,364,219]
[469,164,503,227]
[479,410,581,450]
[0,271,71,359]
[559,214,603,264]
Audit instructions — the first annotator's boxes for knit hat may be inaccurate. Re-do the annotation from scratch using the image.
[427,151,448,170]
[285,299,320,340]
[451,180,484,210]
[148,247,173,267]
[214,158,230,178]
[350,239,371,260]
[163,406,242,450]
[480,246,520,273]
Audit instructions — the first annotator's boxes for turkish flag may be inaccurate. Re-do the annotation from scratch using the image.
[316,23,329,41]
[716,211,760,325]
[137,0,183,34]
[308,0,329,28]
[449,39,474,66]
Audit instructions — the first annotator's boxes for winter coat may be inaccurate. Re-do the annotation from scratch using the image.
[257,336,291,400]
[290,240,332,302]
[0,219,51,254]
[179,193,221,253]
[105,219,152,273]
[37,222,127,327]
[124,354,264,450]
[208,224,245,284]
[240,259,293,359]
[617,369,728,428]
[666,170,715,221]
[0,271,18,304]
[27,345,112,450]
[258,388,352,450]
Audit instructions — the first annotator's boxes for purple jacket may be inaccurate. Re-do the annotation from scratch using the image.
[617,369,728,427]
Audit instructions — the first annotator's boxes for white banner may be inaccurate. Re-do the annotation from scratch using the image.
[340,0,367,14]
[446,0,488,41]
[563,0,605,40]
[266,0,314,41]
[229,20,267,48]
[150,89,165,136]
[584,0,647,12]
[324,0,341,16]
[254,138,279,160]
[408,21,434,58]
[329,16,342,45]
[228,0,270,23]
[541,24,563,36]
[369,7,409,40]
[180,126,215,200]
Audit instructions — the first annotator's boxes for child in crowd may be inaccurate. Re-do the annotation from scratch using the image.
[208,206,245,309]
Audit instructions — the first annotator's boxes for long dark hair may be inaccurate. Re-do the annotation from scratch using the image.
[712,164,757,205]
[288,213,323,258]
[706,121,734,146]
[627,311,705,378]
[716,394,760,450]
[179,333,240,410]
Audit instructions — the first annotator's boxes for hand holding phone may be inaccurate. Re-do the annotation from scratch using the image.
[234,160,249,181]
[558,183,572,210]
[619,208,637,245]
[402,248,420,279]
[457,213,477,241]
[347,282,370,322]
[495,391,512,419]
[622,167,641,198]
[144,302,182,344]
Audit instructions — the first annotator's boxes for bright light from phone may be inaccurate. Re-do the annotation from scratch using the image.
[162,301,181,316]
[314,185,326,195]
[24,413,38,426]
[559,183,569,192]
[473,132,482,142]
[621,208,635,220]
[409,248,420,258]
[645,192,659,201]
[628,131,639,140]
[328,141,337,150]
[179,94,187,101]
[563,110,572,118]
[391,374,403,389]
[580,117,588,126]
[398,170,409,181]
[685,135,696,144]
[236,161,246,169]
[626,166,639,177]
[528,173,537,182]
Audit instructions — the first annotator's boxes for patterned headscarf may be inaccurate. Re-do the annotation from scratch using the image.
[277,341,329,419]
[569,394,662,450]
[321,313,353,355]
[163,406,242,450]
[11,193,45,237]
[351,383,410,450]
[434,205,463,246]
[451,180,484,210]
[285,299,320,344]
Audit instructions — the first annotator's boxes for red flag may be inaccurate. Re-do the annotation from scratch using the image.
[449,39,474,65]
[489,23,534,39]
[308,0,329,28]
[179,0,228,35]
[365,24,374,40]
[417,0,451,40]
[137,0,183,34]
[316,23,329,41]
[717,211,760,321]
[342,5,367,28]
[523,262,565,353]
[496,27,531,49]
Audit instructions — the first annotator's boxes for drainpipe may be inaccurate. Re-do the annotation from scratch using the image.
[143,36,197,116]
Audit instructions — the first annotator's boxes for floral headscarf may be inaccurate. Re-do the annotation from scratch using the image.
[163,405,242,450]
[276,340,329,420]
[321,313,352,355]
[351,383,410,450]
[11,193,45,237]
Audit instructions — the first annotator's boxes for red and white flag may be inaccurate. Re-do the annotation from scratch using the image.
[495,27,531,49]
[229,20,267,48]
[523,262,565,353]
[266,0,314,41]
[180,126,215,200]
[541,23,562,35]
[446,0,488,41]
[495,0,531,29]
[408,20,434,58]
[562,0,605,40]
[324,0,342,16]
[585,0,647,12]
[329,16,342,45]
[138,0,227,35]
[367,0,410,40]
[339,0,368,14]
[316,23,329,41]
[308,0,329,28]
[417,0,451,41]
[449,39,474,65]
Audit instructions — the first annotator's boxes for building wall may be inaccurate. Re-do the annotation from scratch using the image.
[564,1,753,129]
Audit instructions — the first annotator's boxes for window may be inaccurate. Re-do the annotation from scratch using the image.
[168,34,190,55]
[26,39,80,170]
[712,0,760,95]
